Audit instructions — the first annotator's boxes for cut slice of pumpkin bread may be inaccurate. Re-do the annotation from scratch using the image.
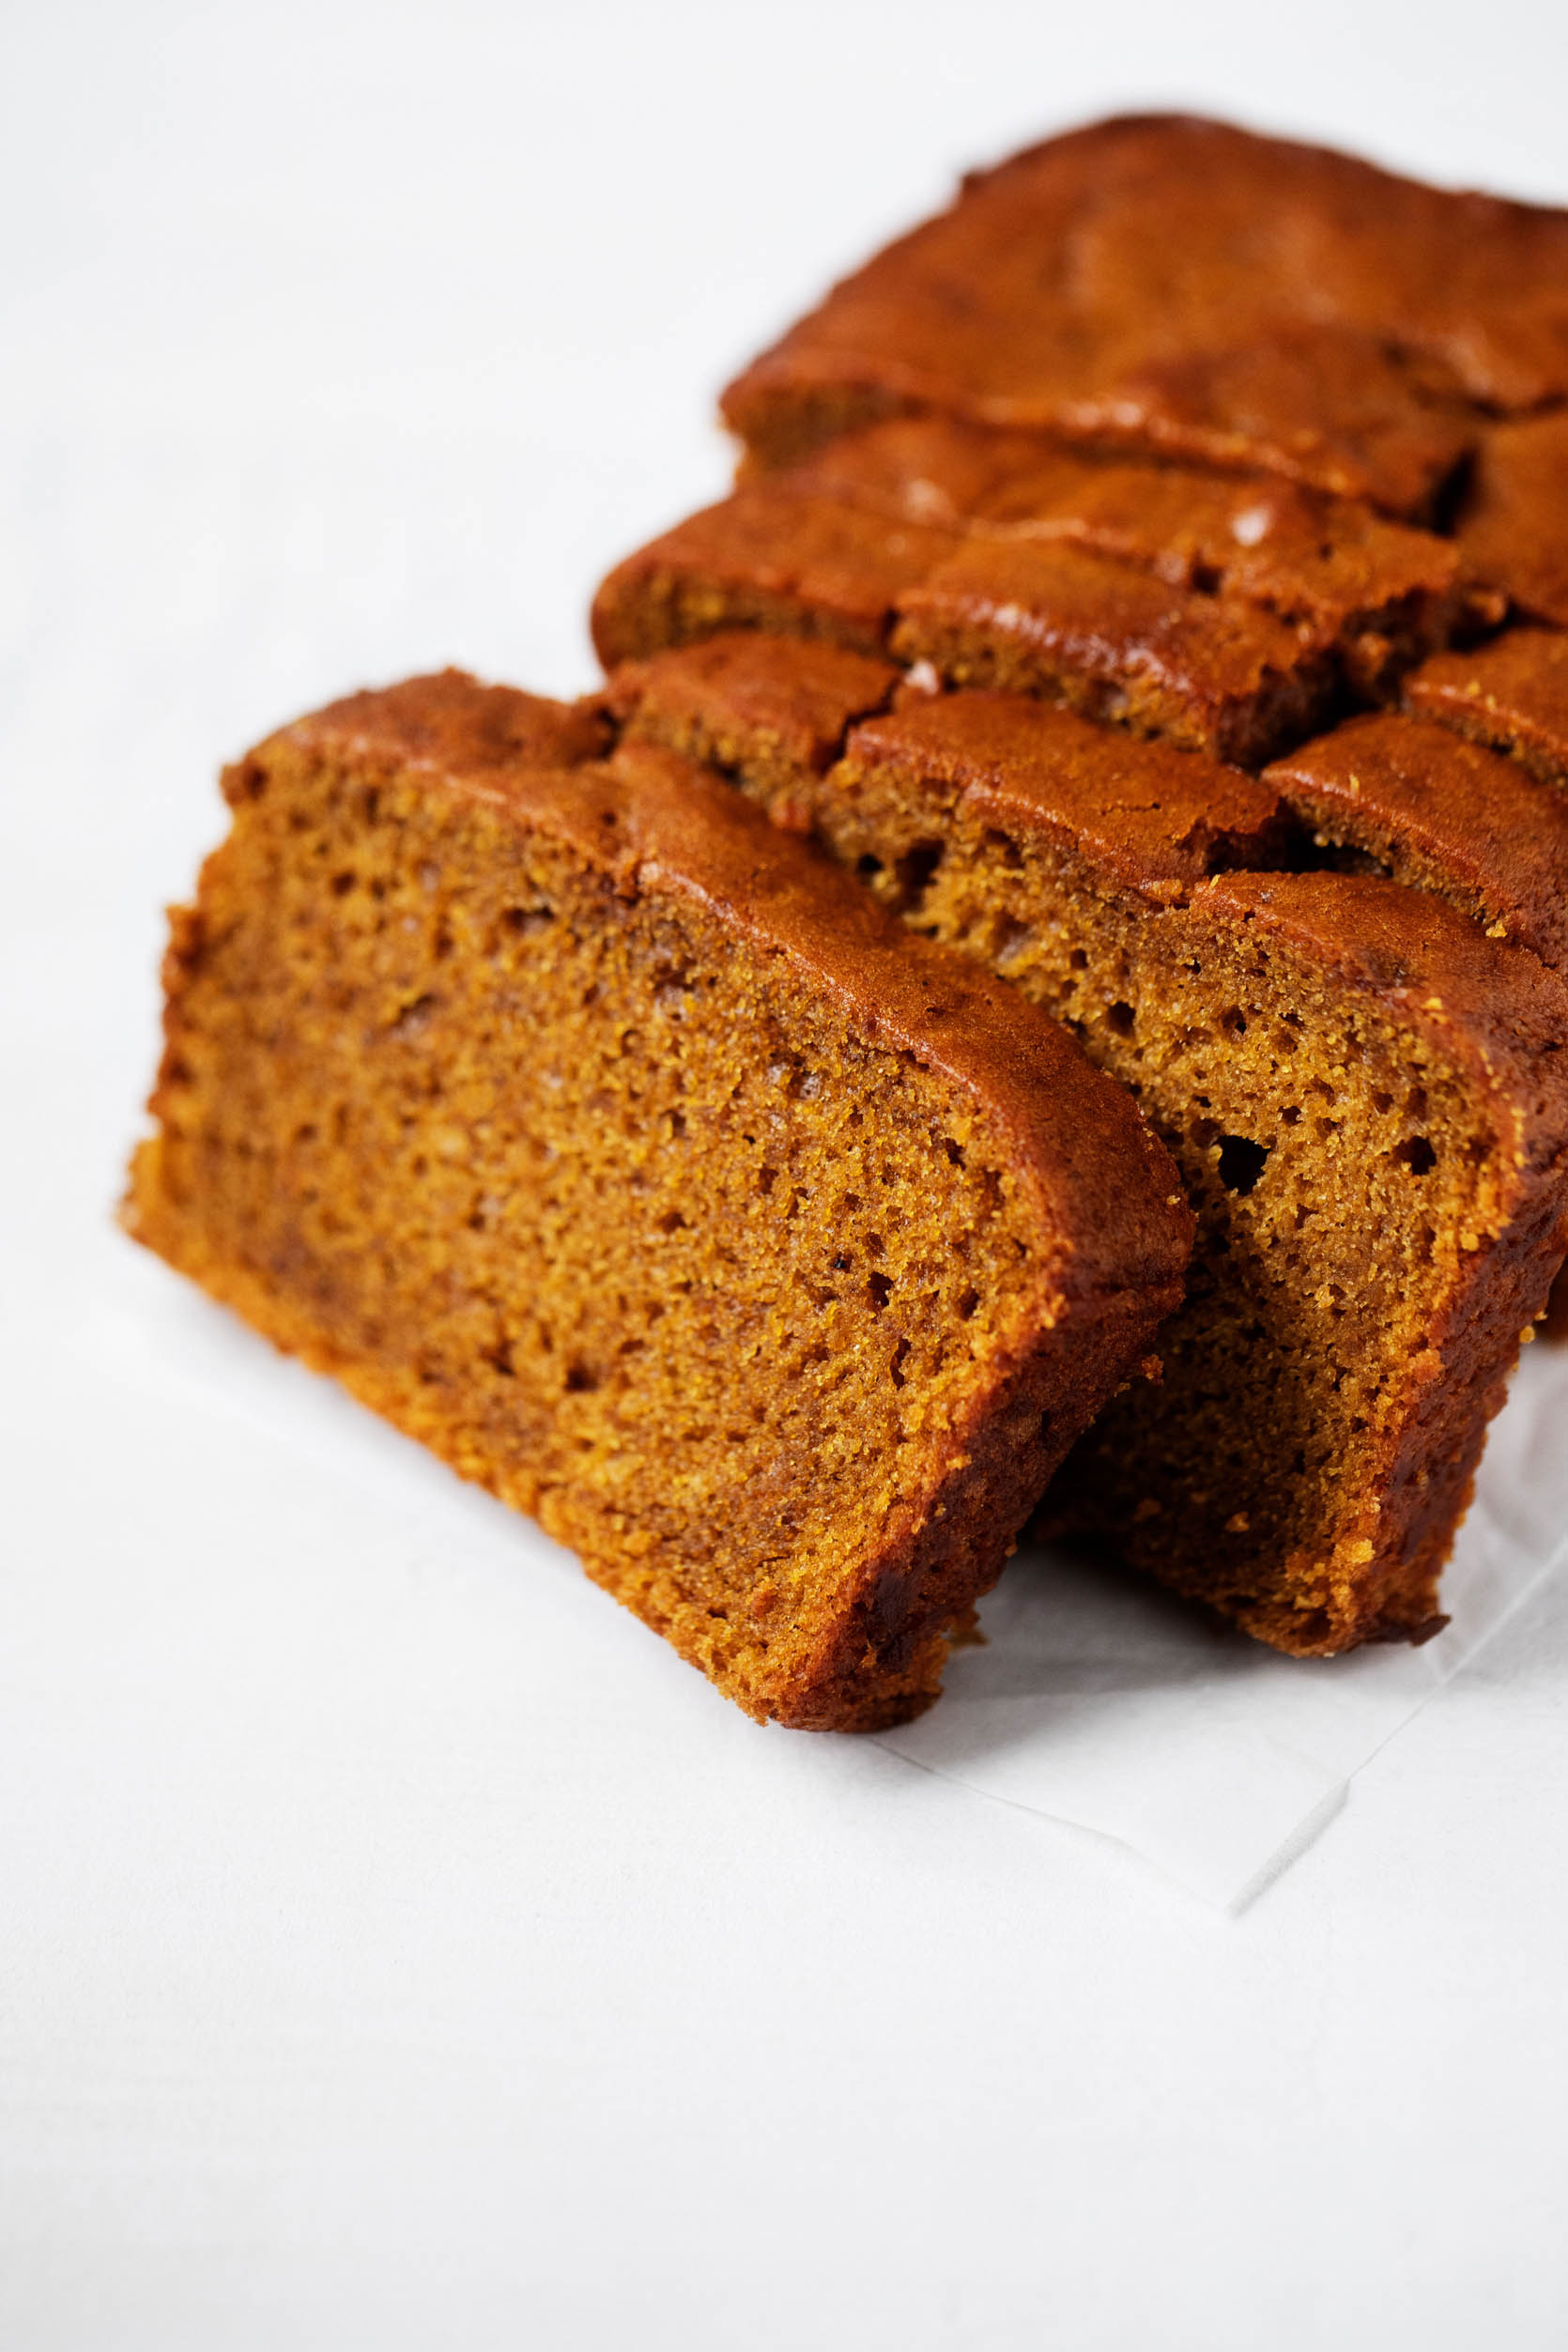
[777,416,1466,683]
[1265,662,1568,1345]
[608,638,1568,1653]
[123,669,1193,1730]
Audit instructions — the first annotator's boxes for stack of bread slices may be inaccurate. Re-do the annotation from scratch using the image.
[126,116,1568,1727]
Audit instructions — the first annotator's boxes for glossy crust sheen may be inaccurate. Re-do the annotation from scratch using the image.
[721,114,1568,515]
[1266,711,1568,969]
[1406,629,1568,792]
[126,670,1193,1731]
[776,416,1462,657]
[593,485,1350,768]
[600,633,900,804]
[1456,413,1568,629]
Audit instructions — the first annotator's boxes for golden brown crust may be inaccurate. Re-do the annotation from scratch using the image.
[274,668,614,782]
[1405,627,1568,792]
[772,415,1053,524]
[607,636,1290,897]
[780,416,1460,669]
[1053,329,1473,521]
[889,536,1336,767]
[594,394,1468,767]
[721,115,1568,511]
[1265,711,1568,969]
[592,486,1351,767]
[1456,414,1568,629]
[590,491,956,669]
[601,633,899,799]
[839,692,1291,898]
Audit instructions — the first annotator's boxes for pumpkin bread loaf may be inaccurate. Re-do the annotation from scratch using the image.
[603,115,1568,791]
[718,115,1568,518]
[601,118,1568,1374]
[124,670,1193,1730]
[606,637,1568,1653]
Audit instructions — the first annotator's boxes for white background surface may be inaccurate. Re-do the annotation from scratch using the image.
[6,3,1568,2344]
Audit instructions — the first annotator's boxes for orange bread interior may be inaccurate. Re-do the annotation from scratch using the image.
[125,671,1192,1728]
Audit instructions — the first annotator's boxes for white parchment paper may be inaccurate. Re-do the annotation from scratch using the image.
[92,1233,1568,1911]
[879,1340,1568,1907]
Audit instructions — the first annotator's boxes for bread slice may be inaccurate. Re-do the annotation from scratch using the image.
[123,669,1192,1730]
[608,638,1568,1653]
[1266,711,1568,971]
[1266,668,1568,1346]
[1406,629,1568,793]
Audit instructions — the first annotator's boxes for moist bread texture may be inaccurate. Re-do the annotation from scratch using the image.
[599,115,1568,1391]
[608,640,1568,1652]
[124,670,1192,1729]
